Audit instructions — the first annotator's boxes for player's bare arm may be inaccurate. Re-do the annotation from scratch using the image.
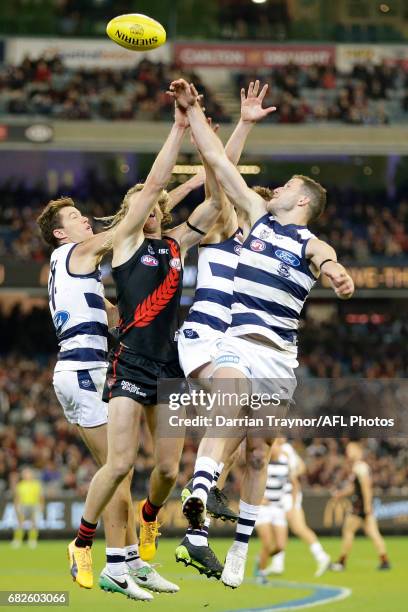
[167,170,205,212]
[104,297,119,330]
[112,104,187,266]
[64,215,115,275]
[306,238,355,299]
[170,78,273,226]
[169,156,226,258]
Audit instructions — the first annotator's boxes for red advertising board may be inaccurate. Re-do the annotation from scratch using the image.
[174,42,335,68]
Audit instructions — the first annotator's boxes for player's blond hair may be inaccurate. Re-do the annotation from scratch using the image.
[97,184,172,230]
[253,186,274,201]
[36,197,76,247]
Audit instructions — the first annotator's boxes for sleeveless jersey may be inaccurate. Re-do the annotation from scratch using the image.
[183,230,242,334]
[264,453,290,505]
[229,214,317,354]
[48,243,108,372]
[350,460,370,513]
[113,236,182,363]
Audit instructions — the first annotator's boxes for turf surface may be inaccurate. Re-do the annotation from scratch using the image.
[0,537,406,611]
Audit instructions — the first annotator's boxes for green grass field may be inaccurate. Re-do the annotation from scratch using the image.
[0,537,406,611]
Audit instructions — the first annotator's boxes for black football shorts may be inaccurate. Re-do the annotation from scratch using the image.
[102,343,183,406]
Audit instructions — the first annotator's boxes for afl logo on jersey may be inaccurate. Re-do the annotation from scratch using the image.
[169,257,181,271]
[53,310,70,333]
[275,249,300,267]
[234,244,242,255]
[250,239,266,252]
[141,255,158,266]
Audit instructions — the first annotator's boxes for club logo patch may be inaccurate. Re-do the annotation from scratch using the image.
[183,328,199,339]
[259,229,271,240]
[148,244,155,255]
[141,255,158,266]
[250,239,266,252]
[170,257,181,270]
[53,310,70,333]
[275,249,300,267]
[234,244,242,255]
[278,262,291,278]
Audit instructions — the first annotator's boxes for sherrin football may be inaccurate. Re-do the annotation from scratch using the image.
[106,13,166,51]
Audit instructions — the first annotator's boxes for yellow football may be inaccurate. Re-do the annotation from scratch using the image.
[106,13,166,51]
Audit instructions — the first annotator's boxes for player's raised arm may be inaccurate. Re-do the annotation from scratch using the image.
[306,239,355,300]
[169,155,226,257]
[167,170,205,212]
[170,79,271,227]
[112,104,186,253]
[225,80,276,165]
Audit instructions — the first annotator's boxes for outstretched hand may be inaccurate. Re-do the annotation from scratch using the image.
[168,79,198,110]
[240,80,277,123]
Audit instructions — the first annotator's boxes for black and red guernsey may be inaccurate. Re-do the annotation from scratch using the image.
[113,236,183,363]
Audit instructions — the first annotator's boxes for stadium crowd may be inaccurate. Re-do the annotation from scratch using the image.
[0,306,407,499]
[234,61,408,124]
[0,56,230,122]
[1,55,408,124]
[0,179,407,264]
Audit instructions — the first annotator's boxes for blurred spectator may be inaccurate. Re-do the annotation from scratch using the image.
[234,61,407,125]
[0,56,230,122]
[1,346,407,498]
[0,180,407,263]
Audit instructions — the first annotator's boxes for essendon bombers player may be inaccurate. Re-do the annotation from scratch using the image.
[71,102,235,576]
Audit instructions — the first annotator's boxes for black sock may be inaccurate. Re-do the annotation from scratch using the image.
[75,517,98,548]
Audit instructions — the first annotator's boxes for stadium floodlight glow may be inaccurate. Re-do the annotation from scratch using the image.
[252,0,268,4]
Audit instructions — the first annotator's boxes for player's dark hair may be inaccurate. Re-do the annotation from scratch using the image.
[36,197,76,248]
[292,175,327,222]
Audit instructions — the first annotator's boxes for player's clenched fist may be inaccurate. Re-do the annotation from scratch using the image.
[322,261,354,299]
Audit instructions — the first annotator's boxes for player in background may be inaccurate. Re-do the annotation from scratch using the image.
[70,103,234,586]
[11,468,44,549]
[253,439,290,582]
[266,440,330,577]
[170,78,355,588]
[176,82,275,578]
[331,441,391,571]
[37,183,193,596]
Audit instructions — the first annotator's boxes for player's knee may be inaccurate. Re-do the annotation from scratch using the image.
[247,446,270,471]
[108,456,134,483]
[156,460,178,484]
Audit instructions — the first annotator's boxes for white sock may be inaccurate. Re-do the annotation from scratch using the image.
[233,500,260,555]
[211,462,224,488]
[272,551,285,568]
[192,456,218,504]
[186,517,210,546]
[310,541,326,562]
[125,544,148,570]
[106,547,127,576]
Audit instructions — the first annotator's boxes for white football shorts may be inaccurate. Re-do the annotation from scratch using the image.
[53,367,108,428]
[178,325,224,378]
[256,503,287,527]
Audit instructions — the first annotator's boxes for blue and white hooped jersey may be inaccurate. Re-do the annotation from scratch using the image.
[48,243,108,372]
[229,214,317,353]
[264,453,290,505]
[182,230,242,336]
